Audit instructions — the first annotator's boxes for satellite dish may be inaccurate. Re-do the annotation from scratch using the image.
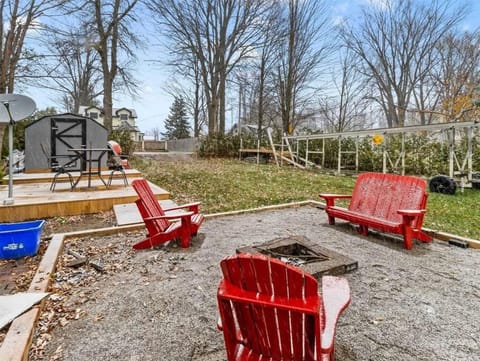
[0,94,36,123]
[0,93,36,205]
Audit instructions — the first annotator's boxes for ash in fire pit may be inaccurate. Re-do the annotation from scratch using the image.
[253,242,329,267]
[237,236,357,279]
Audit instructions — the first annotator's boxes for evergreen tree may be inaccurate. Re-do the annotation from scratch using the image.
[162,97,191,139]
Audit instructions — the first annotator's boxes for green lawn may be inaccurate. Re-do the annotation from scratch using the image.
[132,157,480,241]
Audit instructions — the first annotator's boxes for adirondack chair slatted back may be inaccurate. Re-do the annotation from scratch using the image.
[131,179,170,235]
[349,173,427,228]
[218,254,322,361]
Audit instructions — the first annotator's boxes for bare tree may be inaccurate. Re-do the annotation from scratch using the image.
[431,31,480,122]
[275,0,333,135]
[319,49,369,132]
[79,0,141,132]
[149,127,161,141]
[163,64,207,137]
[148,0,270,135]
[339,0,467,128]
[253,2,283,141]
[37,28,103,113]
[0,0,60,93]
[0,0,66,156]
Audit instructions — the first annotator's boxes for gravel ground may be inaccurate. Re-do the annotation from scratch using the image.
[32,205,480,361]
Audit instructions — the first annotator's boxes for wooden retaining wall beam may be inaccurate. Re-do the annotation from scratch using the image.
[0,234,64,361]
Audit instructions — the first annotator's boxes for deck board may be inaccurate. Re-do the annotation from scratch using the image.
[0,171,170,222]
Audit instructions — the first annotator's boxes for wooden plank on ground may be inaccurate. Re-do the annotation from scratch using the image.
[0,308,39,361]
[0,234,65,361]
[113,200,185,226]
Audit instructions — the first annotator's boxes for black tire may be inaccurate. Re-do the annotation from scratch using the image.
[472,172,480,190]
[429,175,456,195]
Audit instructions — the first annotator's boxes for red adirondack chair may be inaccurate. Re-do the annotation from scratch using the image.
[131,178,204,249]
[217,253,351,361]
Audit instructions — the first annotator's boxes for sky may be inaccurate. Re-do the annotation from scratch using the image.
[26,0,480,136]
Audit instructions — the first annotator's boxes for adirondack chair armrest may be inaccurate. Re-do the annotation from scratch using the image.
[319,194,352,207]
[320,276,351,353]
[164,202,201,213]
[144,211,194,222]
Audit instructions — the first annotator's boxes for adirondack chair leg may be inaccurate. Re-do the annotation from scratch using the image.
[328,215,335,225]
[133,237,154,250]
[179,218,192,248]
[321,348,335,361]
[321,276,351,360]
[180,234,190,248]
[133,232,171,249]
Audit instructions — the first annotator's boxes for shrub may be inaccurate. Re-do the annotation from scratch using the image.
[109,129,134,155]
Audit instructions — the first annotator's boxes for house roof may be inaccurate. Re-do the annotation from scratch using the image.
[117,121,141,132]
[78,105,137,118]
[114,107,137,118]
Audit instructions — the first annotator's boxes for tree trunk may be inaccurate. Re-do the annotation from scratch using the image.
[219,76,226,134]
[103,77,113,133]
[258,57,266,142]
[207,96,217,135]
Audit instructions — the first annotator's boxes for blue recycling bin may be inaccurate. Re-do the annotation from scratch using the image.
[0,220,46,259]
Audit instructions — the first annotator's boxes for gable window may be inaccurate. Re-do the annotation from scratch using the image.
[120,114,128,121]
[90,112,98,119]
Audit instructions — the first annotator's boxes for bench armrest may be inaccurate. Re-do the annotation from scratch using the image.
[321,276,351,353]
[319,194,352,207]
[397,209,425,217]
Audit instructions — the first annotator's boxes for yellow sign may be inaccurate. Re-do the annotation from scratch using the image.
[372,134,384,146]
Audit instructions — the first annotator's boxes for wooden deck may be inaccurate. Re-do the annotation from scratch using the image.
[0,170,170,222]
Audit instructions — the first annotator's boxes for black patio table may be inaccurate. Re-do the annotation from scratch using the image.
[68,148,110,189]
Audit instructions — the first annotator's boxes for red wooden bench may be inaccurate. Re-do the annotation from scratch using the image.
[217,253,351,361]
[131,178,204,249]
[319,172,432,250]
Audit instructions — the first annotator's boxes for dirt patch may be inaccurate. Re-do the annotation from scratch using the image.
[42,212,117,235]
[10,206,479,361]
[0,212,116,295]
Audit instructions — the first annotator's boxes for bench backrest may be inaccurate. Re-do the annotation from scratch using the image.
[218,254,321,361]
[131,179,170,234]
[349,172,428,227]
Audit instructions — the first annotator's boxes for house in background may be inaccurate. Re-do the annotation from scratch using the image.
[78,105,143,142]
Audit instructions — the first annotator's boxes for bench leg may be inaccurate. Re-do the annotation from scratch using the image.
[358,225,368,236]
[327,215,335,225]
[403,227,413,250]
[402,215,416,250]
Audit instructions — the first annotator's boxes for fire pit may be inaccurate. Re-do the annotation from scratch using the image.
[237,235,357,279]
